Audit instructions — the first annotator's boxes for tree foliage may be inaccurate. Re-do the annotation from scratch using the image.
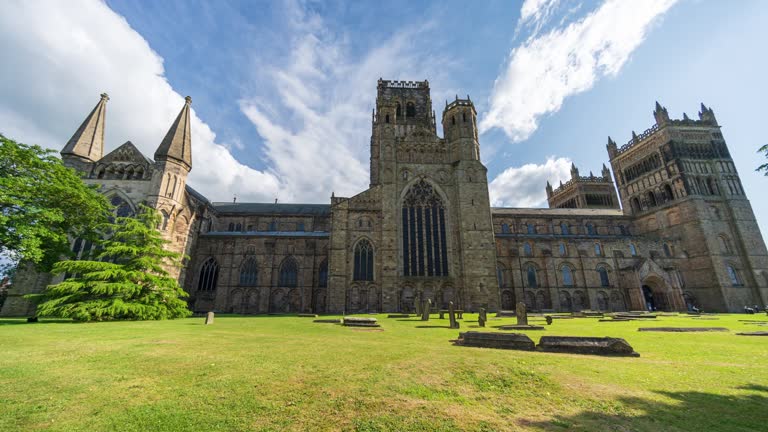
[758,144,768,176]
[28,205,191,321]
[0,134,111,271]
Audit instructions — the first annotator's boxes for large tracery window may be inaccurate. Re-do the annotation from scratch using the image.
[353,240,374,281]
[239,257,258,286]
[279,257,298,287]
[401,180,448,277]
[198,258,219,292]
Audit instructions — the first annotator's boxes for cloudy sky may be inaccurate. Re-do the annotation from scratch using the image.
[1,0,767,240]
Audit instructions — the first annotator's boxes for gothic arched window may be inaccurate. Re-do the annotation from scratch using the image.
[497,264,505,288]
[318,260,328,288]
[197,258,219,292]
[401,180,448,277]
[279,257,298,287]
[501,223,510,234]
[406,102,416,117]
[396,102,401,117]
[523,242,533,257]
[239,257,258,286]
[561,265,574,286]
[526,265,538,288]
[560,223,569,235]
[354,239,374,281]
[726,265,741,286]
[110,195,134,218]
[558,242,567,257]
[597,266,610,287]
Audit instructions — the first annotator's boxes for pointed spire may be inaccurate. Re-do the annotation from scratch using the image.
[700,102,708,112]
[155,96,192,171]
[655,101,663,111]
[62,93,109,162]
[683,112,690,121]
[570,163,579,179]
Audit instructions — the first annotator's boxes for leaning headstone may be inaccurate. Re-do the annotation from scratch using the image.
[516,302,528,326]
[205,311,214,325]
[538,336,640,357]
[421,299,431,321]
[637,327,729,332]
[448,301,460,329]
[478,308,486,327]
[453,331,535,350]
[545,315,553,326]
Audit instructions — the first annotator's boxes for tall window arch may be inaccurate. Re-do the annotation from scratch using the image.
[629,243,638,256]
[523,242,533,257]
[198,258,219,291]
[663,243,673,257]
[561,265,574,286]
[279,257,298,287]
[110,195,134,218]
[718,235,732,254]
[726,265,741,286]
[354,239,374,281]
[558,242,567,257]
[597,266,610,287]
[560,223,569,235]
[406,102,416,117]
[239,257,258,286]
[396,102,402,117]
[526,265,538,288]
[318,260,328,287]
[401,180,448,277]
[497,264,505,288]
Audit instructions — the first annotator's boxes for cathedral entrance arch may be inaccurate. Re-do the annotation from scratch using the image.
[641,276,669,311]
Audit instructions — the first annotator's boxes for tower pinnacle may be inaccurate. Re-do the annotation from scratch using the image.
[61,93,108,163]
[154,96,193,171]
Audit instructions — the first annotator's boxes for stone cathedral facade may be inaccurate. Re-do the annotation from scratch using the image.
[3,79,768,317]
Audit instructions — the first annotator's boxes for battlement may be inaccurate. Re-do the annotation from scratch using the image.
[551,174,612,196]
[377,79,429,90]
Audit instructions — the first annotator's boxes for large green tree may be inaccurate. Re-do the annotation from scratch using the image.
[0,134,111,272]
[758,144,768,176]
[28,205,191,321]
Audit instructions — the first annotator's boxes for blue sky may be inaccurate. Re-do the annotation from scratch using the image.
[1,0,767,241]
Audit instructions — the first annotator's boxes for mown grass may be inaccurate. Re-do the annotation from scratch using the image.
[1,313,767,431]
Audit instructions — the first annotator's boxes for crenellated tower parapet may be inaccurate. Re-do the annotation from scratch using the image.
[546,163,619,209]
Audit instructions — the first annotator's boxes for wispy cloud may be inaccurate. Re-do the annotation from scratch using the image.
[0,0,281,203]
[481,0,677,142]
[239,2,453,202]
[489,157,572,207]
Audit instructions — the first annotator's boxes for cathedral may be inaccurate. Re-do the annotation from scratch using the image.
[2,79,768,316]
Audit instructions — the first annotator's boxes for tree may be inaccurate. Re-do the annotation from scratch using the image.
[0,134,111,271]
[758,144,768,176]
[27,205,191,321]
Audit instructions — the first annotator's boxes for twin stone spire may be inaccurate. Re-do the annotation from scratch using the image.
[61,93,193,170]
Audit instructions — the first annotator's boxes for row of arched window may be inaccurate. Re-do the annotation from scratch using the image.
[520,241,604,257]
[629,184,676,213]
[497,263,611,289]
[225,221,305,232]
[499,222,629,236]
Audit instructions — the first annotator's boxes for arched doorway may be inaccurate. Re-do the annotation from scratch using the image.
[501,290,514,310]
[641,279,669,311]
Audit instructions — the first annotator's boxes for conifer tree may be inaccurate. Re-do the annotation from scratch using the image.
[28,205,191,321]
[758,144,768,176]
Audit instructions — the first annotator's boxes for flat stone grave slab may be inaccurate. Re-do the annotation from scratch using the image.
[495,310,516,317]
[736,331,768,336]
[551,315,574,319]
[572,311,604,318]
[739,320,768,323]
[343,317,380,327]
[297,313,318,318]
[497,324,546,330]
[692,317,720,320]
[638,327,729,332]
[599,318,635,322]
[387,314,411,318]
[313,319,341,324]
[538,336,640,357]
[615,314,657,319]
[453,331,535,351]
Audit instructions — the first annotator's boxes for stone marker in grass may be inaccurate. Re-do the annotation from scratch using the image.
[637,327,729,332]
[736,331,768,336]
[297,313,318,318]
[538,336,640,357]
[205,311,214,325]
[449,301,460,329]
[421,299,431,321]
[343,317,380,327]
[453,331,535,350]
[313,319,341,324]
[387,314,410,318]
[478,308,487,327]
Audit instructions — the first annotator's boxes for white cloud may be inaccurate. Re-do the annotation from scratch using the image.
[0,0,281,203]
[481,0,677,142]
[238,3,453,202]
[489,157,572,207]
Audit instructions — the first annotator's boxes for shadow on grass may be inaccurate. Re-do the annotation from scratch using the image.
[414,325,452,329]
[520,386,768,431]
[0,318,73,326]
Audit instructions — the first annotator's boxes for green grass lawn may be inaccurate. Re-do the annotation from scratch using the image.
[1,313,767,431]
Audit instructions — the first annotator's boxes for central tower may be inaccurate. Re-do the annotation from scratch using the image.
[329,79,499,313]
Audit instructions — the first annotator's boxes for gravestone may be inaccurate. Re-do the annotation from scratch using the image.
[478,308,486,327]
[545,315,553,325]
[516,302,528,326]
[343,316,380,327]
[736,331,768,336]
[205,311,214,325]
[415,293,422,315]
[448,301,460,329]
[313,318,341,324]
[26,316,38,323]
[421,299,431,321]
[538,336,640,357]
[453,331,535,350]
[387,314,410,318]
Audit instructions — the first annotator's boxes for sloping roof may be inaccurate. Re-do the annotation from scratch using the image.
[61,93,108,161]
[185,185,212,206]
[491,207,626,217]
[212,202,331,216]
[154,96,192,169]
